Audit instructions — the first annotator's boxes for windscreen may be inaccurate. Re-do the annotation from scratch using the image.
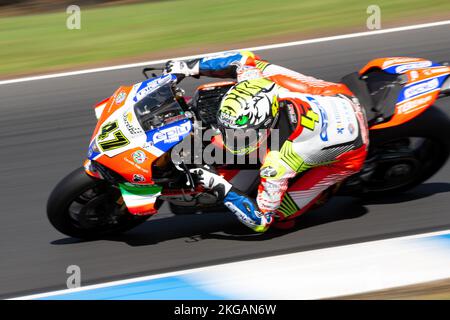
[134,83,184,131]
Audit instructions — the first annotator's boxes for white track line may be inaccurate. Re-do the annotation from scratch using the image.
[10,228,450,300]
[1,20,450,86]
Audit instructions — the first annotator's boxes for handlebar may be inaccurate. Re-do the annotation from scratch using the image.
[142,66,186,84]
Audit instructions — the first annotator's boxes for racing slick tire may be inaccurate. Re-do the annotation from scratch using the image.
[47,167,149,239]
[346,106,450,197]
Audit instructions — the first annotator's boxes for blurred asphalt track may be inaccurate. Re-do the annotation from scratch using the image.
[1,24,450,299]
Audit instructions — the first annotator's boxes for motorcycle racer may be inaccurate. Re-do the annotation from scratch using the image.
[165,51,369,232]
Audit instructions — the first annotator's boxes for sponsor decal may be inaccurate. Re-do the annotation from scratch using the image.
[126,111,133,123]
[133,74,173,103]
[201,52,238,62]
[115,91,127,104]
[287,103,297,124]
[333,105,345,135]
[237,66,263,82]
[260,166,277,178]
[261,180,282,192]
[153,121,191,144]
[132,150,147,164]
[123,157,149,174]
[404,78,439,99]
[394,61,433,73]
[398,95,433,114]
[307,97,328,141]
[146,119,192,152]
[122,112,143,136]
[382,58,421,69]
[132,174,146,183]
[424,67,450,75]
[225,202,257,227]
[218,112,237,126]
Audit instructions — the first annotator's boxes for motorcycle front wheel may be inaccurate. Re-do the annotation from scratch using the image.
[47,167,149,239]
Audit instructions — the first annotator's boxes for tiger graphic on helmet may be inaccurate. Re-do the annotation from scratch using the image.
[217,78,279,155]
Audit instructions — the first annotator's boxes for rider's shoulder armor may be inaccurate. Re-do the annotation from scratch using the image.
[278,93,362,167]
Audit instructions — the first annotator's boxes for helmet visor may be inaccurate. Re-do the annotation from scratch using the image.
[220,127,269,155]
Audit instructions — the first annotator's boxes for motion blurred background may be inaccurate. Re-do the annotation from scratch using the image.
[1,0,449,78]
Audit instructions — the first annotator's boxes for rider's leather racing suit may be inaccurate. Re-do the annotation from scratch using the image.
[178,51,369,232]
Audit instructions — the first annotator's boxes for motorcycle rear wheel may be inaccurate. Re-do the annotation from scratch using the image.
[345,106,450,197]
[47,167,148,239]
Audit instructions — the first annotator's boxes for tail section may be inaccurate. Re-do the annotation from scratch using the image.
[342,57,450,130]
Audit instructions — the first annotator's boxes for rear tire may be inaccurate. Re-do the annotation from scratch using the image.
[47,167,148,239]
[351,106,450,197]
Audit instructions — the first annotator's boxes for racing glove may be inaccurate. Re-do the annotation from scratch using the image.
[164,60,200,77]
[189,167,274,232]
[189,166,232,200]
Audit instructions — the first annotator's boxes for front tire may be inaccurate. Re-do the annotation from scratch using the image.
[47,167,148,239]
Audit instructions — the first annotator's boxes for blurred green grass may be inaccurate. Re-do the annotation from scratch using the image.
[0,0,449,76]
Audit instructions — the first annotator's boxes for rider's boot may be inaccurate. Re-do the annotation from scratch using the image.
[224,190,274,233]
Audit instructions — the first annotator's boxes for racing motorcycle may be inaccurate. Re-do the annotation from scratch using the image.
[47,57,450,239]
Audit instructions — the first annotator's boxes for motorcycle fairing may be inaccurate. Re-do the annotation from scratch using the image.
[119,183,162,215]
[86,74,191,186]
[133,74,175,103]
[359,57,450,130]
[359,57,441,75]
[90,86,133,141]
[94,97,111,120]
